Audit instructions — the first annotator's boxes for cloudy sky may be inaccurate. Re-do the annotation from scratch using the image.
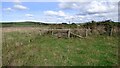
[1,0,119,23]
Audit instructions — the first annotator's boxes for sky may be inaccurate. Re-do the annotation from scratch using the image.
[1,0,119,23]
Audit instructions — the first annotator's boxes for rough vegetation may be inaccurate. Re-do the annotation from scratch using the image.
[1,20,119,66]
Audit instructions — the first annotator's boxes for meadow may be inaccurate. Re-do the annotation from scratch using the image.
[1,21,119,66]
[2,29,118,66]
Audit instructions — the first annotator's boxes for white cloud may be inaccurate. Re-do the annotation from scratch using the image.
[77,15,85,18]
[87,1,115,13]
[13,0,21,4]
[44,10,66,17]
[1,0,119,2]
[87,2,107,13]
[13,4,28,10]
[3,8,13,11]
[59,2,80,9]
[59,1,117,14]
[58,0,119,2]
[64,15,75,20]
[36,1,118,23]
[25,14,34,17]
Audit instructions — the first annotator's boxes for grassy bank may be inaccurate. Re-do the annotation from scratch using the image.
[2,31,118,66]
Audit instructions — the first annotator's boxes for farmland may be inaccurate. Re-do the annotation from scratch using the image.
[1,21,119,66]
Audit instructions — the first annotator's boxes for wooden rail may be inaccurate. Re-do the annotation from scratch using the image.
[40,29,86,38]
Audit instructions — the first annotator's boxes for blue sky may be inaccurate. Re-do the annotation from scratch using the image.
[1,0,119,23]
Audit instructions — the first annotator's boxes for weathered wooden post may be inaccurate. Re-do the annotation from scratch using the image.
[110,28,113,36]
[68,29,70,38]
[85,28,88,37]
[52,29,53,35]
[68,21,71,38]
[39,30,41,35]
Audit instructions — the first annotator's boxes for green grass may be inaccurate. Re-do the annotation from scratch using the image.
[2,31,118,66]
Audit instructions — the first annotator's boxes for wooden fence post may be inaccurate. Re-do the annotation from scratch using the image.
[110,28,113,36]
[85,29,88,37]
[68,29,71,38]
[52,29,53,35]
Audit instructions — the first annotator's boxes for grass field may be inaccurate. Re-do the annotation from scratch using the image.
[2,30,118,66]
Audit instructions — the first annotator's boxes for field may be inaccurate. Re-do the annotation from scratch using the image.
[2,26,118,66]
[1,1,120,66]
